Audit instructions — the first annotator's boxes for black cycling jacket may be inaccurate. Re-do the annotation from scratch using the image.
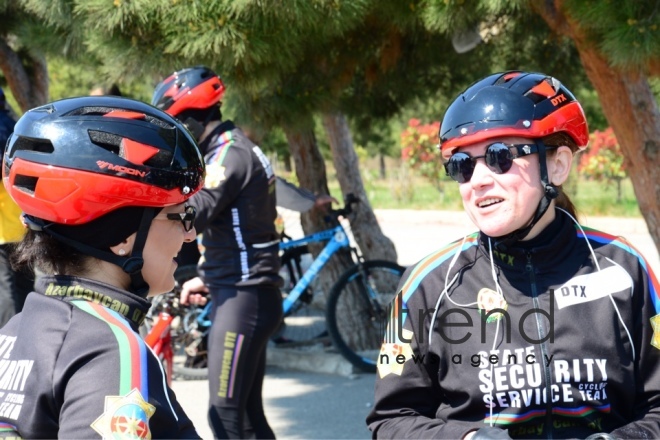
[190,121,280,288]
[0,276,199,439]
[367,210,660,439]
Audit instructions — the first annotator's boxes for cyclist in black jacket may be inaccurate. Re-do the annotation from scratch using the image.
[367,71,660,439]
[0,96,204,438]
[153,66,282,439]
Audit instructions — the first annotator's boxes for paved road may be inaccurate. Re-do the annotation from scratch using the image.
[172,209,660,439]
[172,368,375,440]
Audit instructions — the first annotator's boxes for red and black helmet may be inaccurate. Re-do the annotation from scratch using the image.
[2,95,205,225]
[151,66,226,117]
[439,71,589,159]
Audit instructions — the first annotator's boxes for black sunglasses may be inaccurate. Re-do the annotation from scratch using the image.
[165,205,196,232]
[444,142,552,183]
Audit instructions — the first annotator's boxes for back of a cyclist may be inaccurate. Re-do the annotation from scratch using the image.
[152,65,282,439]
[0,96,203,438]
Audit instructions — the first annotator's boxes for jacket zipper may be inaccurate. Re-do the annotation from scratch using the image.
[526,252,553,439]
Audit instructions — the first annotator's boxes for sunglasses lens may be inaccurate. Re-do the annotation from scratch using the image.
[446,153,474,183]
[485,143,514,174]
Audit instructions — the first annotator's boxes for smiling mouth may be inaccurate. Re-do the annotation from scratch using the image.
[478,198,504,208]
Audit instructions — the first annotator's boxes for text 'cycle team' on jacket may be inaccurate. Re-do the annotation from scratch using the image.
[367,210,660,439]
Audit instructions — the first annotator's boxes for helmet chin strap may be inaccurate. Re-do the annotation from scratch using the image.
[491,140,558,251]
[24,208,158,297]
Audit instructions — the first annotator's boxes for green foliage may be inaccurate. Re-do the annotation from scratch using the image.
[350,117,397,157]
[579,128,626,180]
[578,128,627,202]
[327,160,640,217]
[47,57,154,103]
[573,88,609,131]
[564,0,660,70]
[400,119,448,193]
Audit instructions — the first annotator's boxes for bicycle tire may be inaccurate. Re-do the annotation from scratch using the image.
[326,260,405,373]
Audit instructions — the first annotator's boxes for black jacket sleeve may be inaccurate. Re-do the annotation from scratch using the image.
[275,177,316,213]
[366,268,483,439]
[610,261,660,439]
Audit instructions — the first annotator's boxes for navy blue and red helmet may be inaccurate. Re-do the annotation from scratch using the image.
[2,96,205,225]
[439,71,589,159]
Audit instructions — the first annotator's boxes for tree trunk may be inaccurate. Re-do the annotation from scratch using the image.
[0,39,49,112]
[283,123,354,307]
[379,153,387,179]
[321,112,398,262]
[533,1,660,253]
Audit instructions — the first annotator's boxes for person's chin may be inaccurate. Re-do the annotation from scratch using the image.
[475,215,519,238]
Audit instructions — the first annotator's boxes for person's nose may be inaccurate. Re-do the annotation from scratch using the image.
[470,158,495,190]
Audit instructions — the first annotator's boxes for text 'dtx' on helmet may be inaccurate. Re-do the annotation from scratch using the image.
[151,66,226,117]
[2,96,205,225]
[439,71,589,159]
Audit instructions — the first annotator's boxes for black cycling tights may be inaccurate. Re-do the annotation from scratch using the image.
[207,285,283,439]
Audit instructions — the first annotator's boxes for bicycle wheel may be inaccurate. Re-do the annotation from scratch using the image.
[169,265,210,380]
[273,245,328,346]
[326,260,404,373]
[170,307,210,380]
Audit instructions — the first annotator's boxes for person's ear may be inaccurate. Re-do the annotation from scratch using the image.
[548,146,573,186]
[109,233,136,257]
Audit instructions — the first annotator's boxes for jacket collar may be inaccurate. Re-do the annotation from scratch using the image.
[478,209,579,274]
[199,119,235,155]
[35,275,152,329]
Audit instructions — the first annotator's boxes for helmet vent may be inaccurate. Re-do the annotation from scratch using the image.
[12,137,54,155]
[13,174,38,195]
[65,107,173,130]
[89,130,121,156]
[65,106,117,116]
[143,150,173,168]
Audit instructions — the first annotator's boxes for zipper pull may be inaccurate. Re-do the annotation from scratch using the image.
[525,252,533,272]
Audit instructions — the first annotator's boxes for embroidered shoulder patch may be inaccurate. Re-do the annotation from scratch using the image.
[377,328,414,378]
[91,388,155,439]
[651,314,660,350]
[204,163,226,188]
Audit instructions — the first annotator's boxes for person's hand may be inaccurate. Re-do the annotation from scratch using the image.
[313,194,338,210]
[180,276,209,306]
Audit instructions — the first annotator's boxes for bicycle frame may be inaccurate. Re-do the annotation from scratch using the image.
[144,310,174,384]
[280,224,352,315]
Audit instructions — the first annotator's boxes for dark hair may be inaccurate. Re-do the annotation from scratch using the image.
[177,105,222,126]
[10,230,89,276]
[542,133,580,220]
[107,84,122,97]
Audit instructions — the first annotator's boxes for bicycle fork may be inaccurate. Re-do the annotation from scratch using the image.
[145,312,174,385]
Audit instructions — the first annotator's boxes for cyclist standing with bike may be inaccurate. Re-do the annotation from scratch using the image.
[367,71,660,439]
[0,96,203,438]
[153,66,282,439]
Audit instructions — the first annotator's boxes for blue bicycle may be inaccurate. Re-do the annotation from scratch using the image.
[144,194,404,376]
[277,194,404,372]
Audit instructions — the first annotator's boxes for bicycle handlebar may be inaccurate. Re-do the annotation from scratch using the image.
[326,193,359,221]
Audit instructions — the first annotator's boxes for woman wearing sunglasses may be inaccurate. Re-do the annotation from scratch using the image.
[368,71,660,439]
[0,96,204,438]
